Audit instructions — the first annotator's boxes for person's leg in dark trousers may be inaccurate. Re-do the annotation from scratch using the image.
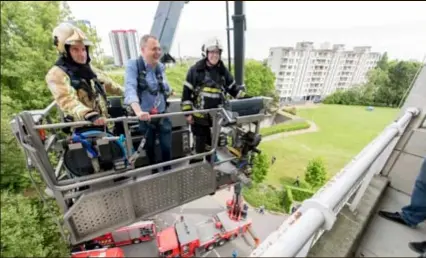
[401,158,426,225]
[191,124,212,163]
[379,158,426,227]
[139,121,157,174]
[158,117,172,171]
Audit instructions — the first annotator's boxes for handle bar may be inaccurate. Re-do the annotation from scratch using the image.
[33,108,224,130]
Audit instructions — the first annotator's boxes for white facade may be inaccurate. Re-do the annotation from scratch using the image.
[108,32,122,67]
[109,29,140,67]
[127,30,139,60]
[267,42,381,102]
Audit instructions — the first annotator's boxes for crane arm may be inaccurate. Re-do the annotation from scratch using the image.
[149,1,189,64]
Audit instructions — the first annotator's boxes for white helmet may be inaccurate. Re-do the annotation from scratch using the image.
[201,37,223,57]
[52,22,92,54]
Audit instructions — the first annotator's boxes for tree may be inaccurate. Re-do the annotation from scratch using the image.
[0,96,31,192]
[244,59,279,109]
[376,52,388,71]
[0,2,72,255]
[1,192,70,257]
[252,152,269,184]
[1,1,62,110]
[244,60,277,97]
[304,157,327,189]
[323,58,421,108]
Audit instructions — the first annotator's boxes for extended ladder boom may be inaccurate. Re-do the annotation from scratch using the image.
[150,1,188,63]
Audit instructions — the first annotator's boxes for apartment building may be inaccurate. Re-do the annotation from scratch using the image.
[267,42,381,103]
[109,29,139,67]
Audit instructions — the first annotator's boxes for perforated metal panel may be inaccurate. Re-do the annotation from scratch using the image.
[64,162,216,244]
[132,162,216,218]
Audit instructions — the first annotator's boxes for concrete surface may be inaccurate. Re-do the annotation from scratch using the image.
[121,187,288,257]
[388,152,424,194]
[308,175,389,257]
[356,186,426,257]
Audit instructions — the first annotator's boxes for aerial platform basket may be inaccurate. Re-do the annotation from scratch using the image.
[10,97,272,245]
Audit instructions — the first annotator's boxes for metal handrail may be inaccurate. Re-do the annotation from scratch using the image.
[33,108,224,130]
[18,107,228,191]
[251,107,420,257]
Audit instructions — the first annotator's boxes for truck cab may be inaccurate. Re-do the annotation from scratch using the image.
[156,221,201,257]
[71,247,125,258]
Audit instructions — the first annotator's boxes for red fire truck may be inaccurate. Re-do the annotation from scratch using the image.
[71,247,125,258]
[75,220,156,250]
[156,184,259,257]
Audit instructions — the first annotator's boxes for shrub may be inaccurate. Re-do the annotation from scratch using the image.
[252,152,269,184]
[242,184,286,212]
[282,187,294,213]
[285,185,315,202]
[304,157,327,189]
[260,120,310,137]
[1,192,70,257]
[282,106,297,115]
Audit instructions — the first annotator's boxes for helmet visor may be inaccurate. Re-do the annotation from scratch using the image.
[206,45,221,52]
[65,30,93,46]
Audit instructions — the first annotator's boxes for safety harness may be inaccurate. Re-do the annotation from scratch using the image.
[57,63,108,118]
[192,66,227,121]
[135,57,169,114]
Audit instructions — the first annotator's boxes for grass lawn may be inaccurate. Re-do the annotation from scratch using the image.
[262,104,399,187]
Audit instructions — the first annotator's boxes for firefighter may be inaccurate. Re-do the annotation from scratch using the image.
[45,22,123,131]
[181,37,246,163]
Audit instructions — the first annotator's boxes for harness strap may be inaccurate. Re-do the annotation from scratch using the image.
[135,57,169,110]
[58,64,107,103]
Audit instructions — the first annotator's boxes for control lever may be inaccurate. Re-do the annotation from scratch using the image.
[128,138,146,165]
[220,109,237,126]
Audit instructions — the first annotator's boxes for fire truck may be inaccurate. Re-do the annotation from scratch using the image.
[73,221,156,251]
[156,183,259,257]
[71,247,125,258]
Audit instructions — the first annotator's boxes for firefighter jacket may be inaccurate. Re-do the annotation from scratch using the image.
[45,64,124,122]
[181,59,245,123]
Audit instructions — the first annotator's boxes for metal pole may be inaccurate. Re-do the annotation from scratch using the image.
[225,1,232,72]
[232,1,245,88]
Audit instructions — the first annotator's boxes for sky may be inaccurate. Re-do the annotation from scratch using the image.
[67,1,426,62]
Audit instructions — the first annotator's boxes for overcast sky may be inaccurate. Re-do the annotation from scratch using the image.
[67,1,426,61]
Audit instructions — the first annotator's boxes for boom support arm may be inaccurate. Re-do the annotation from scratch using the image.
[150,1,188,63]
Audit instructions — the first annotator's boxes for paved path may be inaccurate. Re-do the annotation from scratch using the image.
[262,119,319,142]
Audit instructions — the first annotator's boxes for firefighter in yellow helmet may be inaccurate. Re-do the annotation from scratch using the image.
[45,22,123,129]
[181,37,246,163]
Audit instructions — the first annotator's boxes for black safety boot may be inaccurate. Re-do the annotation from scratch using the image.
[377,210,415,228]
[409,241,426,255]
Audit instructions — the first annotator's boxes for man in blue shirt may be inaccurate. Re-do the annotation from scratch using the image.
[124,34,172,173]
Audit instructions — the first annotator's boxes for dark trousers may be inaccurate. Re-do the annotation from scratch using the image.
[191,124,213,163]
[401,158,426,226]
[139,117,172,173]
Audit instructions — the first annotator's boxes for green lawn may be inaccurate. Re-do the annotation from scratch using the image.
[262,104,399,187]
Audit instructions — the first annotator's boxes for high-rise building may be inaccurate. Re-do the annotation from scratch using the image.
[109,30,139,67]
[267,42,381,103]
